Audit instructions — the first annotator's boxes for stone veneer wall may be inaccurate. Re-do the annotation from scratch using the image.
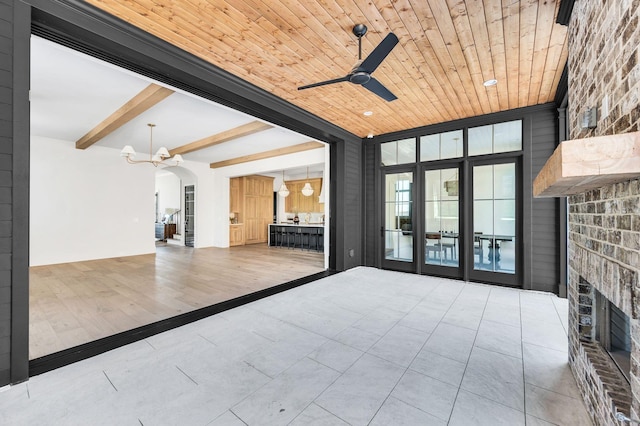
[568,182,640,424]
[567,0,640,424]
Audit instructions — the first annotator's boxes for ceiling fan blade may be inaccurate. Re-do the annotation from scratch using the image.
[362,77,397,102]
[298,76,350,91]
[359,33,399,74]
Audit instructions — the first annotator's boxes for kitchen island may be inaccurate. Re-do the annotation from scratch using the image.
[268,223,324,252]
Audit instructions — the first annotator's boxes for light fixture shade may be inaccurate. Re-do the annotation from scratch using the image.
[120,145,136,157]
[155,147,170,158]
[301,182,314,196]
[151,154,163,163]
[172,154,184,164]
[278,183,290,197]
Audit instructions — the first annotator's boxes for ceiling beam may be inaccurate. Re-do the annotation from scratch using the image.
[75,83,174,150]
[170,121,273,156]
[209,141,325,169]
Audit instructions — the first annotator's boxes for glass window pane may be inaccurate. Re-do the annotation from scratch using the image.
[385,173,413,262]
[494,163,515,199]
[381,142,397,166]
[468,125,492,156]
[420,135,439,162]
[425,170,441,201]
[420,130,463,162]
[397,139,416,164]
[474,200,493,235]
[469,120,522,156]
[425,168,459,268]
[441,168,459,198]
[494,121,522,153]
[440,130,463,159]
[473,165,493,199]
[382,139,416,166]
[494,200,515,236]
[473,162,516,274]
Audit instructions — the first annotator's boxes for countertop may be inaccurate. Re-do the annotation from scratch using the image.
[270,223,325,227]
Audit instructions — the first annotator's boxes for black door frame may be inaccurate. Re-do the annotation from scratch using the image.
[466,156,523,287]
[419,161,465,280]
[380,166,418,273]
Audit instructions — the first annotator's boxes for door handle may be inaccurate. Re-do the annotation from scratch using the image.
[380,226,384,237]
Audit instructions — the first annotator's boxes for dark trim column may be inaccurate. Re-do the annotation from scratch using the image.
[11,0,31,384]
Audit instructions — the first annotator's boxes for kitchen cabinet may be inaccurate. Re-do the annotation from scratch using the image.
[229,175,274,245]
[229,224,244,246]
[284,178,323,213]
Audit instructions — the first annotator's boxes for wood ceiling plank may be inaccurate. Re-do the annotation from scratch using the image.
[527,0,557,105]
[483,0,509,110]
[448,0,494,115]
[537,4,568,103]
[374,0,455,124]
[502,0,521,110]
[209,141,325,168]
[413,0,480,118]
[546,36,569,104]
[170,121,273,156]
[518,0,538,107]
[75,83,174,150]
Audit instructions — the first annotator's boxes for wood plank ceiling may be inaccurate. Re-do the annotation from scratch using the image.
[85,0,568,139]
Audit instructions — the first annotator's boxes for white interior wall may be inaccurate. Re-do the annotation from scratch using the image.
[30,135,156,266]
[30,136,217,265]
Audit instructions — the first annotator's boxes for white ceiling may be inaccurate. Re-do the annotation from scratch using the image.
[29,36,325,175]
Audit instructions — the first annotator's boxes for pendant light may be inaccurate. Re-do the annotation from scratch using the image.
[301,167,314,197]
[278,170,290,197]
[120,123,184,167]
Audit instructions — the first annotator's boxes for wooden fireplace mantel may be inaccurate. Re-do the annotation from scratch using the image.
[533,131,640,197]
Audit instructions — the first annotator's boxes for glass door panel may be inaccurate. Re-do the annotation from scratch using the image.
[472,163,516,274]
[383,172,414,265]
[424,168,459,268]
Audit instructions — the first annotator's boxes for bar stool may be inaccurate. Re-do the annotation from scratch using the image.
[317,227,324,252]
[307,228,319,251]
[300,227,312,250]
[285,226,298,249]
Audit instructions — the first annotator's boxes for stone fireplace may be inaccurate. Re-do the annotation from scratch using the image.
[567,182,639,423]
[532,1,640,424]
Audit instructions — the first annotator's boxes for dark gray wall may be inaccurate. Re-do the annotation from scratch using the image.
[363,104,561,293]
[530,107,561,293]
[2,0,30,386]
[331,138,364,271]
[0,0,12,385]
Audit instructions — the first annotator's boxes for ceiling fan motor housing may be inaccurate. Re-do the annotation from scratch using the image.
[350,71,371,85]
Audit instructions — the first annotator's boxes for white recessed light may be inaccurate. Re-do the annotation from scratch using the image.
[363,111,373,116]
[367,133,374,139]
[483,79,498,87]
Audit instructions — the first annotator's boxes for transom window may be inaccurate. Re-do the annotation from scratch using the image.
[468,120,522,156]
[381,138,416,165]
[420,129,463,161]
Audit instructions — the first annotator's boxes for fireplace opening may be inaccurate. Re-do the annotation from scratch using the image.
[595,290,631,383]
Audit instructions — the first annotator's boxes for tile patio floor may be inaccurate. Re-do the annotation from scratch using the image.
[0,267,591,425]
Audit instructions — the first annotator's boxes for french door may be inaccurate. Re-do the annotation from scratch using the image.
[381,170,415,272]
[468,159,519,286]
[421,165,462,278]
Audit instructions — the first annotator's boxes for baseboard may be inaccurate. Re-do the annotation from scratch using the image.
[29,269,336,377]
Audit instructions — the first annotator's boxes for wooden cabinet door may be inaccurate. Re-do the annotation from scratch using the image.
[244,195,259,243]
[229,225,244,246]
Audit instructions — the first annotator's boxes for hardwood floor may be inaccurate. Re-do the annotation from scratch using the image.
[29,243,325,359]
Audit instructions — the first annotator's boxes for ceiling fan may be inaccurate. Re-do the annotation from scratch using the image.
[298,24,399,102]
